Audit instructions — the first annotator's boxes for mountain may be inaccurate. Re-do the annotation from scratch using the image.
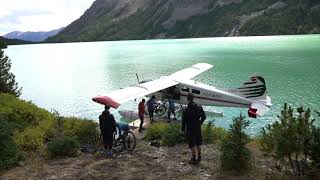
[47,0,320,43]
[0,36,33,47]
[4,27,64,42]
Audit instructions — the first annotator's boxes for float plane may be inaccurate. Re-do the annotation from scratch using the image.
[93,63,272,118]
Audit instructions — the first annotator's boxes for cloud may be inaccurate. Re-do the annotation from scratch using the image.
[0,0,95,35]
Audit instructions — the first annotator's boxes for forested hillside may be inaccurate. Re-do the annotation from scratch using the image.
[47,0,320,42]
[0,37,33,46]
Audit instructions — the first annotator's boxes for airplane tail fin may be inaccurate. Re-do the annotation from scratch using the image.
[234,74,267,101]
[229,74,272,118]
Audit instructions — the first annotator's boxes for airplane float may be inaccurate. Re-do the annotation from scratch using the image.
[92,63,272,118]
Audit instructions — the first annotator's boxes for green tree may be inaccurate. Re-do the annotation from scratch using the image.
[310,126,320,168]
[220,114,251,171]
[310,110,320,168]
[0,39,7,49]
[0,116,18,170]
[53,109,64,137]
[0,49,21,96]
[261,103,315,176]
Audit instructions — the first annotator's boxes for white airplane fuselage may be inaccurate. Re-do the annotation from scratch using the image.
[150,80,254,108]
[177,81,252,108]
[146,72,272,118]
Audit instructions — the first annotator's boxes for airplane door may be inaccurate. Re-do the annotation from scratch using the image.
[173,86,180,100]
[167,86,180,100]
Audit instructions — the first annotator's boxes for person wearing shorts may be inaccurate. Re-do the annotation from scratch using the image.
[181,93,206,164]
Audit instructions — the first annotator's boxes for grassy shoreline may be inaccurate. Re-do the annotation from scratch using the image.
[1,93,319,178]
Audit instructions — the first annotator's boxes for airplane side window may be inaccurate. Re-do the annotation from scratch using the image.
[192,89,200,95]
[181,87,189,92]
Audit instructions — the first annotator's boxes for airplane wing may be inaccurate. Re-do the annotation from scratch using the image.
[170,63,213,80]
[94,77,179,108]
[92,63,214,108]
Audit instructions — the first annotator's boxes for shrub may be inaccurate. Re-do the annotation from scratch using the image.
[0,118,18,170]
[202,120,216,144]
[162,123,185,147]
[212,127,228,141]
[47,136,79,158]
[0,93,53,128]
[0,93,97,150]
[0,93,99,157]
[14,125,46,150]
[144,122,168,141]
[145,121,227,146]
[202,120,227,144]
[220,114,251,171]
[260,104,315,176]
[0,93,55,151]
[13,118,55,150]
[63,117,99,144]
[145,122,185,146]
[13,115,97,152]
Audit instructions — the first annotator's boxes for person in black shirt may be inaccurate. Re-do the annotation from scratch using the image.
[147,95,156,123]
[181,93,206,164]
[99,106,116,158]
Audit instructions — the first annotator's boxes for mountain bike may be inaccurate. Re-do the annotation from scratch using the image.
[113,126,136,153]
[83,122,136,154]
[154,101,166,116]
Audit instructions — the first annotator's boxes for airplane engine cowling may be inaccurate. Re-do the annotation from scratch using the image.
[248,108,257,118]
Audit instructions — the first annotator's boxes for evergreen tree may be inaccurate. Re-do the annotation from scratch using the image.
[0,49,21,97]
[0,39,7,49]
[261,103,315,176]
[220,114,251,171]
[310,110,320,168]
[0,116,18,170]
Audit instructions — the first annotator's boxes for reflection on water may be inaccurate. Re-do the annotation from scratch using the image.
[5,35,320,135]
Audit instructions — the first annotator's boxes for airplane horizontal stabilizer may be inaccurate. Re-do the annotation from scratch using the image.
[248,102,269,118]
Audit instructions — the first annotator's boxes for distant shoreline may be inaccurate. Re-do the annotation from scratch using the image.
[5,33,320,46]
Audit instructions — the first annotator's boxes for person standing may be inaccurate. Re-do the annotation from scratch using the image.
[99,106,117,158]
[181,93,206,164]
[138,99,146,133]
[147,95,156,123]
[167,96,176,122]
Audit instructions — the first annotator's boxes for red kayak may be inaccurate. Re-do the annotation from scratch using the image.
[92,96,120,108]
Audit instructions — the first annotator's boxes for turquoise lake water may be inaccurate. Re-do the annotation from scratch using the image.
[5,35,320,135]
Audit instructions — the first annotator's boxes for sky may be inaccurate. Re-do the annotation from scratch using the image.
[0,0,96,35]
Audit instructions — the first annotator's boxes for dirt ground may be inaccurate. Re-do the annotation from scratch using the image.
[1,139,291,180]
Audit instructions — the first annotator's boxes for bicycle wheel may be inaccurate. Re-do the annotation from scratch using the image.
[156,105,166,116]
[124,131,136,151]
[113,137,126,153]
